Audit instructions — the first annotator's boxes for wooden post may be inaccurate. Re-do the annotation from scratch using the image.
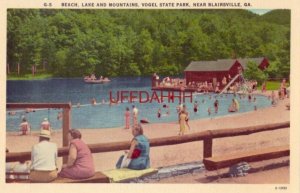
[203,138,213,158]
[62,106,71,163]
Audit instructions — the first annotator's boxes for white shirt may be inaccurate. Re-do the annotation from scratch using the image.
[31,141,57,171]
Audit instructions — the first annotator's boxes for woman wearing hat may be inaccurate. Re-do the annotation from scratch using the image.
[59,129,95,179]
[29,129,58,182]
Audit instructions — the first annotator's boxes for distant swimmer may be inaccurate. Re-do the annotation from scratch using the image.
[157,108,161,119]
[193,101,198,113]
[208,107,211,116]
[214,99,219,114]
[8,111,16,116]
[91,98,97,106]
[77,103,81,108]
[26,108,34,113]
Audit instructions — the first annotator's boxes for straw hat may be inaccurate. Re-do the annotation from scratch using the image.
[39,129,51,139]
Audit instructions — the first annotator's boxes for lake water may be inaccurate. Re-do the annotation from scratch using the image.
[6,77,272,131]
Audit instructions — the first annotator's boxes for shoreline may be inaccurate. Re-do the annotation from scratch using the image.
[6,90,276,133]
[6,92,290,174]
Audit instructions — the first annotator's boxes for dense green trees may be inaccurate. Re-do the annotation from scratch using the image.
[7,9,290,78]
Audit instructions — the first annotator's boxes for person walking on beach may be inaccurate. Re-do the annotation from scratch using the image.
[41,118,51,131]
[29,129,57,182]
[124,107,130,129]
[132,105,139,126]
[178,110,188,136]
[19,117,30,135]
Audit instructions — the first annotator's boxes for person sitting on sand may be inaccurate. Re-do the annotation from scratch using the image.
[116,124,150,170]
[193,101,198,113]
[41,118,51,131]
[59,129,95,179]
[29,129,58,182]
[19,117,30,135]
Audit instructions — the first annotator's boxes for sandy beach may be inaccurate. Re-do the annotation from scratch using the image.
[6,92,290,183]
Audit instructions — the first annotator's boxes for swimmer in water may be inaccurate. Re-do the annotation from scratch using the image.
[157,108,161,119]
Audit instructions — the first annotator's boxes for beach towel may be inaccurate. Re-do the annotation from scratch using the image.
[102,168,158,183]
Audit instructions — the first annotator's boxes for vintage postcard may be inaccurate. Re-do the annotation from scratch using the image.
[1,0,299,193]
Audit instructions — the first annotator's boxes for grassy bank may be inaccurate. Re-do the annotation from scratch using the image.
[7,73,53,80]
[257,81,289,91]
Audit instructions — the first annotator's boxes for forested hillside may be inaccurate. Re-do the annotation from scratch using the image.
[7,9,290,78]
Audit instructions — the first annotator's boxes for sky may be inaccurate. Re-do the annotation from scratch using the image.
[248,9,272,15]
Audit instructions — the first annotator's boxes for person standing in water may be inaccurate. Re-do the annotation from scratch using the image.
[214,100,219,114]
[132,105,139,126]
[157,108,161,119]
[20,117,30,135]
[193,101,198,114]
[124,107,131,129]
[41,118,51,131]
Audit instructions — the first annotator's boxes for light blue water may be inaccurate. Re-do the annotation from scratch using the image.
[6,77,272,131]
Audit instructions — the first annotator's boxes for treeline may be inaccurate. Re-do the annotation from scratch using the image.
[7,9,290,78]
